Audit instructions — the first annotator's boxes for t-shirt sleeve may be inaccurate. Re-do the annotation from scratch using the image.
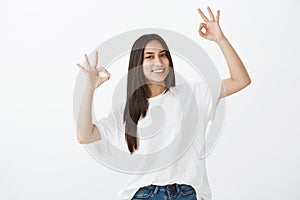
[95,105,125,144]
[95,112,113,140]
[81,103,126,155]
[190,81,222,121]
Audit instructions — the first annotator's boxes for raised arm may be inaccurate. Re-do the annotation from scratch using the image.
[76,51,111,144]
[197,6,251,98]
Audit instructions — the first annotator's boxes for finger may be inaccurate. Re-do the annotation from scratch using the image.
[216,10,220,22]
[104,74,110,80]
[97,66,106,72]
[99,71,110,78]
[199,23,206,31]
[76,63,87,73]
[198,30,207,39]
[104,68,110,74]
[84,54,91,68]
[97,66,111,75]
[93,51,98,68]
[99,70,112,79]
[104,73,111,80]
[198,23,207,38]
[197,8,209,22]
[207,6,215,21]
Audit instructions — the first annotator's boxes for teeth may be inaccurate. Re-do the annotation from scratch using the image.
[152,69,165,73]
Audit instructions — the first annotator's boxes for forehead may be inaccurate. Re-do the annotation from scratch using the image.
[144,40,165,52]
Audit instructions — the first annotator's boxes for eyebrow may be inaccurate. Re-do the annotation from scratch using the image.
[144,50,167,55]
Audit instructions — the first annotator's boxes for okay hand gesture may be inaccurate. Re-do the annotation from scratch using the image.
[197,6,225,43]
[76,51,111,91]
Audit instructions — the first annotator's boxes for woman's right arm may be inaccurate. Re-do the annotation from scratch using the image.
[76,87,100,144]
[76,51,111,144]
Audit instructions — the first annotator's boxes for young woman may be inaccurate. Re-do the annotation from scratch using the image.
[76,6,251,200]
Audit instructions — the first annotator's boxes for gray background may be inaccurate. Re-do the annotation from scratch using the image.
[1,0,299,199]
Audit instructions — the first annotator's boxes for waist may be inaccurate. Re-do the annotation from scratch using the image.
[141,183,190,194]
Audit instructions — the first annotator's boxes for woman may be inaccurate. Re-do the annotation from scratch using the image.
[76,6,251,200]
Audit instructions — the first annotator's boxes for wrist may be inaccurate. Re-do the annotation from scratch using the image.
[215,35,227,45]
[85,85,96,93]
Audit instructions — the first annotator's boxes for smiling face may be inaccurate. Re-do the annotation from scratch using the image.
[142,40,170,85]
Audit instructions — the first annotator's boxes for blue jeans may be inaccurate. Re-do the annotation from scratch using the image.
[131,183,198,200]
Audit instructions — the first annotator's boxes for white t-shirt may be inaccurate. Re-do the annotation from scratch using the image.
[82,81,221,200]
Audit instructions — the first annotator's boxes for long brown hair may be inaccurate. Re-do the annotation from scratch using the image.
[123,34,176,154]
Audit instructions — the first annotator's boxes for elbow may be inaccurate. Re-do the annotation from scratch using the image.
[77,138,84,144]
[76,127,94,144]
[76,132,85,144]
[245,72,252,85]
[236,78,251,91]
[241,77,251,88]
[238,72,252,87]
[77,139,84,144]
[245,78,251,86]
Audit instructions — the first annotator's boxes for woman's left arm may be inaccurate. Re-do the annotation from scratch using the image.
[198,7,251,99]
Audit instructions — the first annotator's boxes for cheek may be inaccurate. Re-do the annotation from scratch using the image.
[142,67,151,78]
[142,63,152,72]
[142,60,151,66]
[163,58,170,65]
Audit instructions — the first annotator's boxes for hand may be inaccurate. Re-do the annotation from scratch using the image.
[76,51,111,91]
[197,6,225,43]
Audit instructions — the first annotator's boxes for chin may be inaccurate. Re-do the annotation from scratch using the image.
[147,79,167,85]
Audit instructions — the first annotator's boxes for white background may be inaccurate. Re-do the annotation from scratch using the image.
[1,0,299,199]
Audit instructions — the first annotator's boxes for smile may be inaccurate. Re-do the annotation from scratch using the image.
[151,69,165,73]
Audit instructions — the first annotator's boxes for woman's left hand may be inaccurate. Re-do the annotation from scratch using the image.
[197,6,225,43]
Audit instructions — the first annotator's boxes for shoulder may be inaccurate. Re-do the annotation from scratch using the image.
[171,81,208,95]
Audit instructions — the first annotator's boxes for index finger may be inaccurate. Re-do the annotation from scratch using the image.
[94,51,98,68]
[197,8,209,22]
[84,54,91,68]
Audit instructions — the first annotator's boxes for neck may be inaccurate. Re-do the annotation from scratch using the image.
[147,83,166,98]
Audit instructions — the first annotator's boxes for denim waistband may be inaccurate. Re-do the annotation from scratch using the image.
[144,183,182,194]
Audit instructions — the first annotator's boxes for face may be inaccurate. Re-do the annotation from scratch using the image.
[142,40,170,85]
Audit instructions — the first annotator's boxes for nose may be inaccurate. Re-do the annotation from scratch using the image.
[154,56,163,66]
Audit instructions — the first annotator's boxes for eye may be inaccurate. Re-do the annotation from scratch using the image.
[145,55,154,59]
[161,54,167,57]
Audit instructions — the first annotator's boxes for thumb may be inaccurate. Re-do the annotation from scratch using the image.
[198,23,208,38]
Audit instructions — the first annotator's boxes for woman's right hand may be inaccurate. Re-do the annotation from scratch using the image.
[76,51,111,91]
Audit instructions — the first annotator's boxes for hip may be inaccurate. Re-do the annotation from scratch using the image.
[131,183,200,200]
